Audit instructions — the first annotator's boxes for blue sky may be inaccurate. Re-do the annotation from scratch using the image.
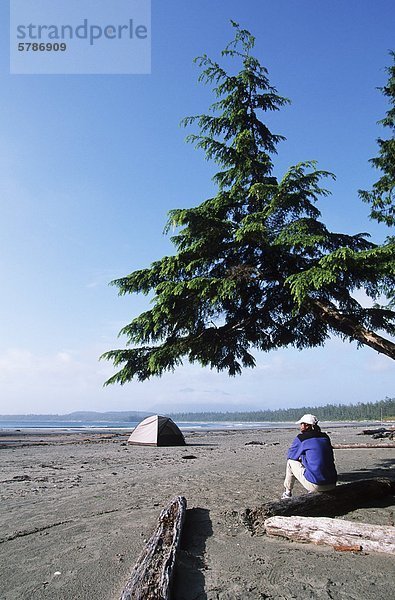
[0,0,394,415]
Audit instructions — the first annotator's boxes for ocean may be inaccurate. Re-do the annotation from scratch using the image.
[0,419,371,432]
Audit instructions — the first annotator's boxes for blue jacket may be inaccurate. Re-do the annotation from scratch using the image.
[287,430,337,485]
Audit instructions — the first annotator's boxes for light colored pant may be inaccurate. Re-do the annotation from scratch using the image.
[284,459,336,493]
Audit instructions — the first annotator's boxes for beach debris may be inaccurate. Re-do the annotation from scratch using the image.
[245,441,266,446]
[242,477,395,535]
[264,515,395,555]
[333,544,363,552]
[12,475,31,481]
[245,441,280,446]
[356,427,395,440]
[119,495,187,600]
[181,454,197,459]
[358,427,394,436]
[372,431,394,439]
[332,443,395,449]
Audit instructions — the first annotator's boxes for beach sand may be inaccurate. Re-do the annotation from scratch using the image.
[0,426,394,599]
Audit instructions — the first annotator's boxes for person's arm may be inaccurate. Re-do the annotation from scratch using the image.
[287,436,302,460]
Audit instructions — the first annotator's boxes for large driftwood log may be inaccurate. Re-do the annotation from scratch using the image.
[264,516,395,555]
[243,478,395,535]
[120,496,187,600]
[332,443,395,448]
[357,428,394,435]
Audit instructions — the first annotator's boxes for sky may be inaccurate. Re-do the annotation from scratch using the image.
[0,0,394,415]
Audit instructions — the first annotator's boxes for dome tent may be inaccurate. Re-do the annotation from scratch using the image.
[128,415,186,446]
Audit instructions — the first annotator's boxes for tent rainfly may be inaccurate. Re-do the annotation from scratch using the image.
[128,415,186,446]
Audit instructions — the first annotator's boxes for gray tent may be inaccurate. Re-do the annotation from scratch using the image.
[128,415,186,446]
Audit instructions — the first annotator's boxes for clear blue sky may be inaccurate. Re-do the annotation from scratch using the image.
[0,0,394,415]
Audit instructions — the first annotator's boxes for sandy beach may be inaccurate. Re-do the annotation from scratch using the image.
[0,426,394,599]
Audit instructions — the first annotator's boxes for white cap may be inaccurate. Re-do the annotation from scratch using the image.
[296,414,318,426]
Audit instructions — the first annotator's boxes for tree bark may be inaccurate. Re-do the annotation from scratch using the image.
[310,298,395,360]
[242,478,395,536]
[264,516,395,555]
[120,496,187,600]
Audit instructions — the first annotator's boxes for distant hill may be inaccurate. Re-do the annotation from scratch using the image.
[1,398,393,423]
[0,411,150,422]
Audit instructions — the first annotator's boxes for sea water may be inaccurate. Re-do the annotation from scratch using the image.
[0,419,369,432]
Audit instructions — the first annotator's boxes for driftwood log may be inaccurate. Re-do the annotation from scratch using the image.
[120,496,187,600]
[357,428,394,435]
[332,443,395,449]
[264,516,395,555]
[243,478,395,535]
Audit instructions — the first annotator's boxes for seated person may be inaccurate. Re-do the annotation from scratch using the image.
[282,414,337,499]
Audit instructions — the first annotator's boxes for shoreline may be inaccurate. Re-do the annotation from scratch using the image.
[1,426,394,599]
[0,422,375,449]
[0,420,389,451]
[0,419,385,434]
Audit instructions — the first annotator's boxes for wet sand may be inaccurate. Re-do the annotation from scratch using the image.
[0,426,394,599]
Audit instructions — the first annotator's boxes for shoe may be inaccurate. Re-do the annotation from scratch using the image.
[281,490,292,500]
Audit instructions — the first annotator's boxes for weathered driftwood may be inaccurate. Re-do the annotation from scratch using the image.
[372,432,395,439]
[333,543,363,552]
[264,515,395,555]
[332,443,395,449]
[243,478,395,535]
[120,495,187,600]
[357,427,393,435]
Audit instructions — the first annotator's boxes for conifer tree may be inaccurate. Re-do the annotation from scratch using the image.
[359,51,395,226]
[102,24,395,385]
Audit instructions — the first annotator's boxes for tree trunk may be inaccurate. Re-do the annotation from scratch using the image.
[310,298,395,360]
[264,516,395,555]
[120,496,187,600]
[242,478,395,536]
